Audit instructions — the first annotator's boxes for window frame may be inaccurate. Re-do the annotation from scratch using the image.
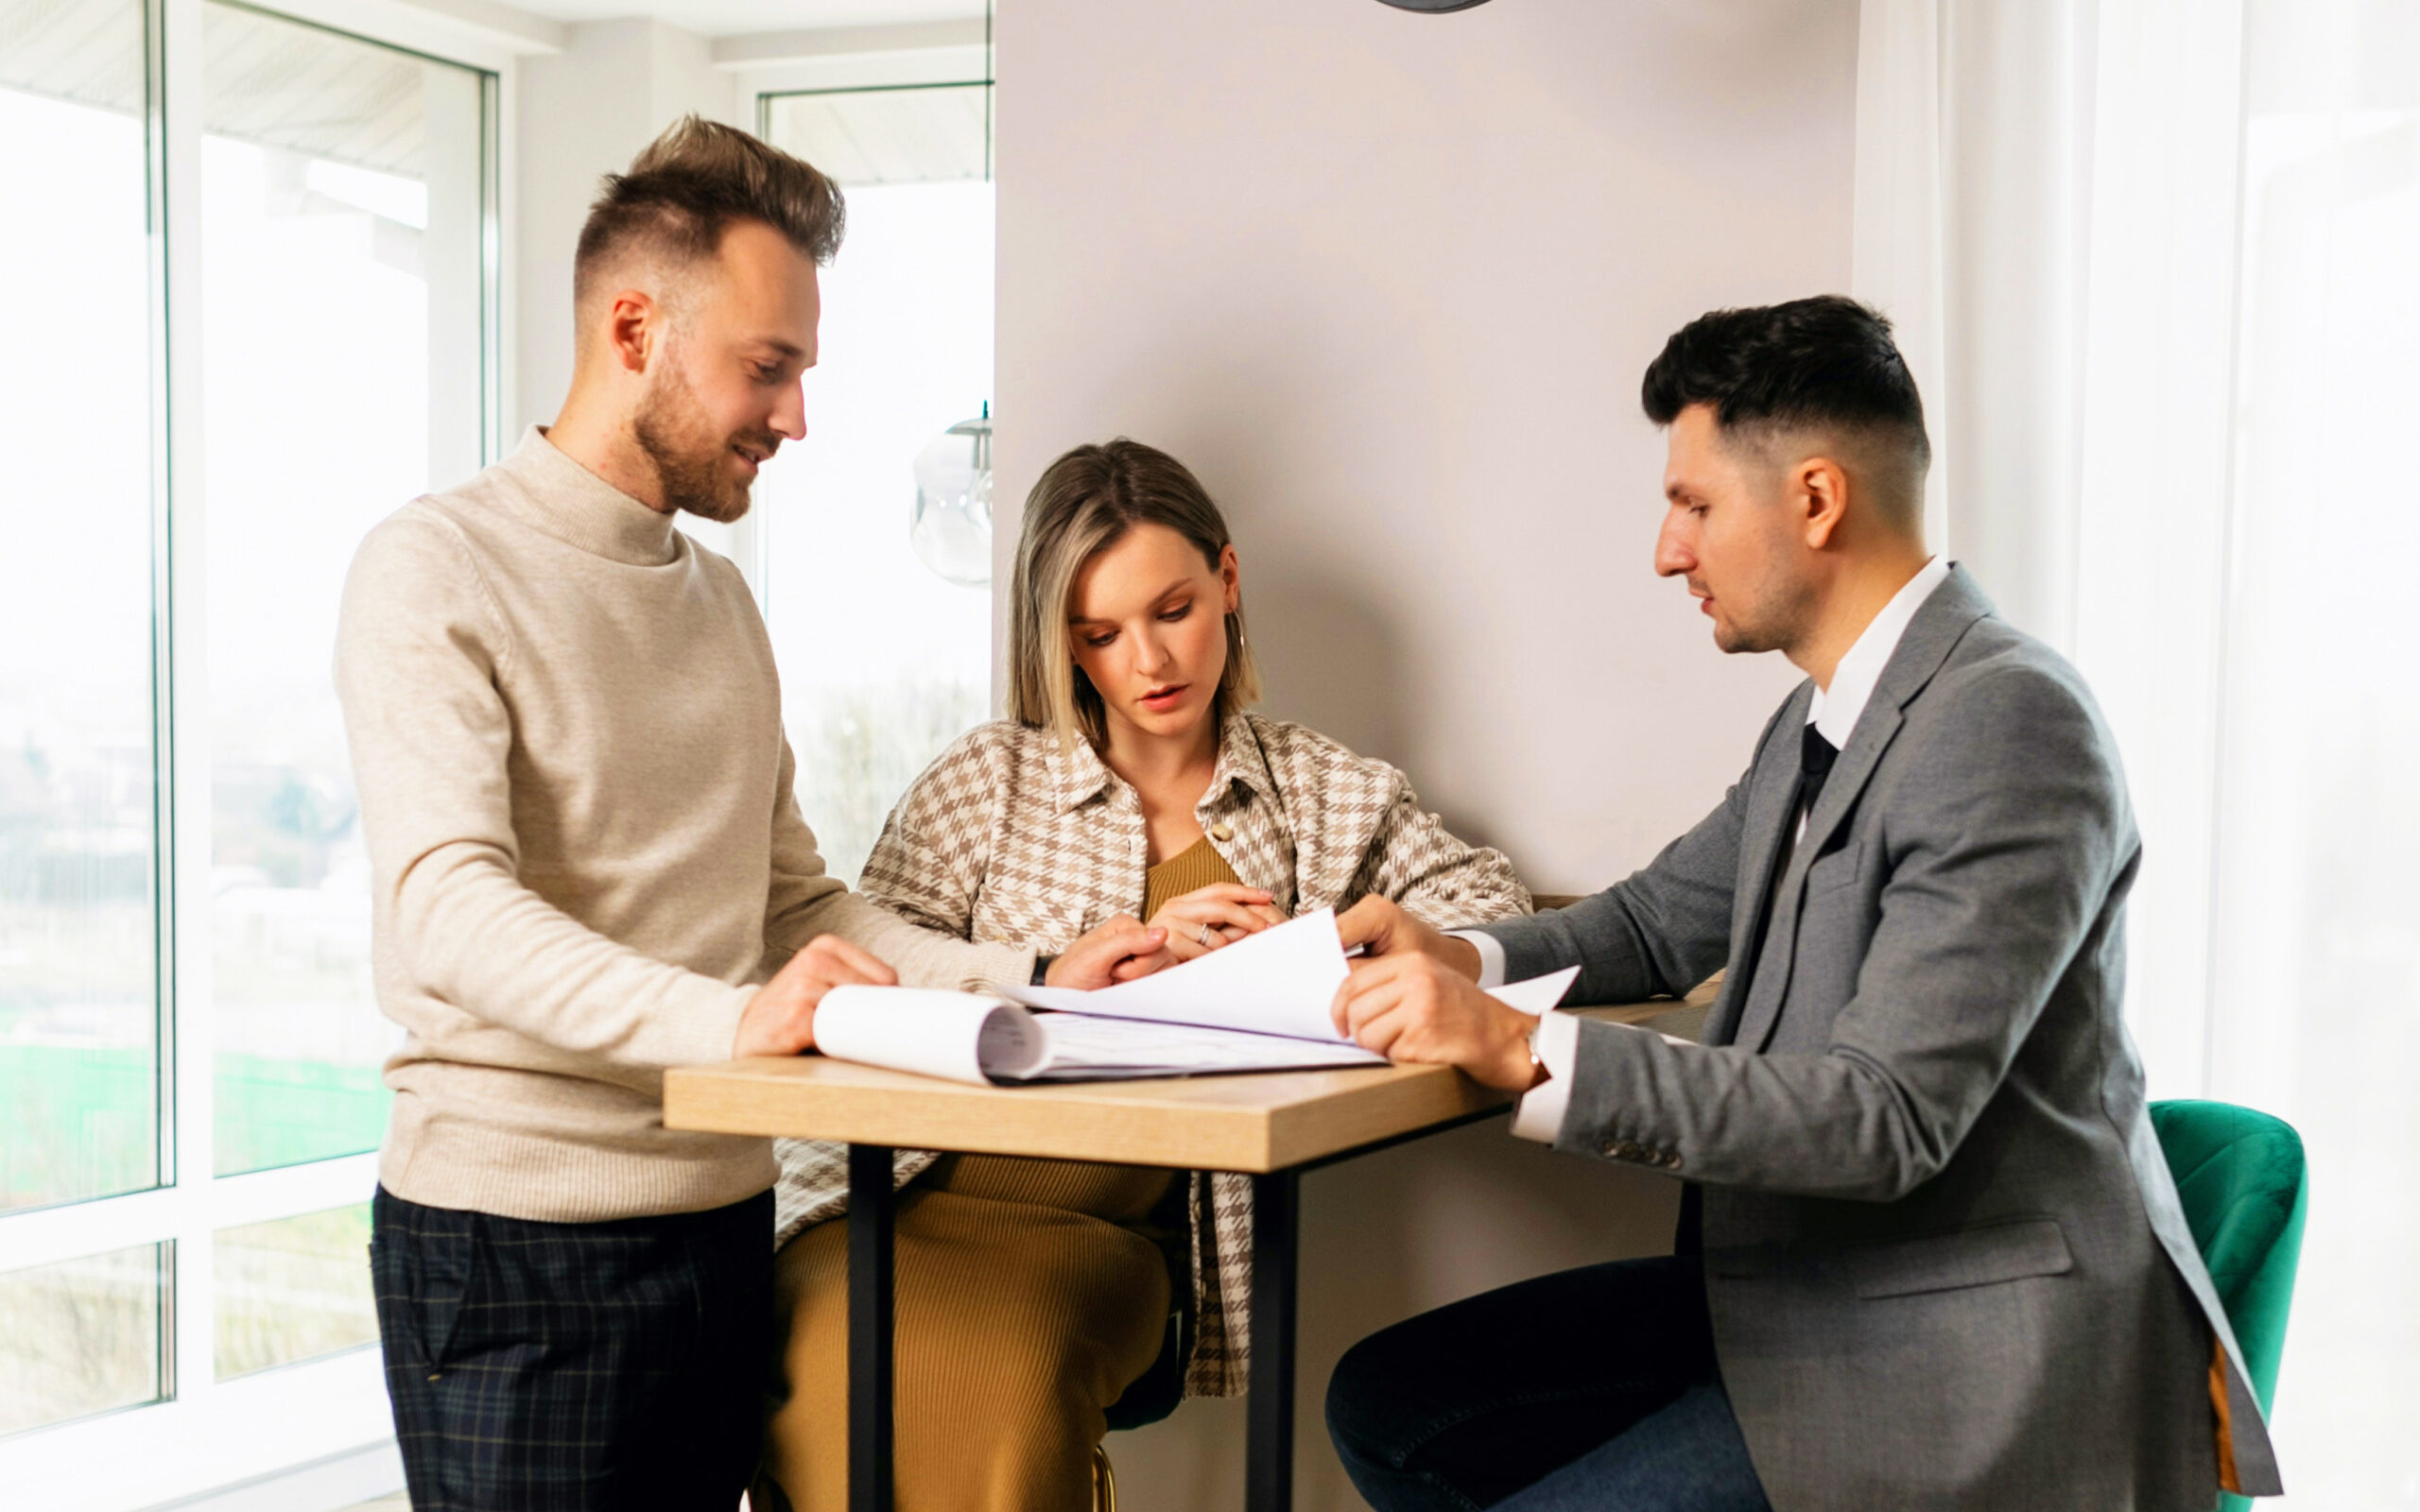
[740,58,998,891]
[0,0,508,1501]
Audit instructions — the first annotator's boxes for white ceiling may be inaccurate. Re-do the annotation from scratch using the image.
[0,0,438,175]
[500,0,984,39]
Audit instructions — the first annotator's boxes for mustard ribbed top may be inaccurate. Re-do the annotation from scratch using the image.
[1144,835,1242,921]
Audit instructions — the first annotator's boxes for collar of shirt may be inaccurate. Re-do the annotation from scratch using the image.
[1807,555,1951,748]
[1045,709,1280,816]
[502,425,685,566]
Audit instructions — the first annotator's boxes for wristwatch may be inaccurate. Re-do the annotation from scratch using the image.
[1031,954,1055,988]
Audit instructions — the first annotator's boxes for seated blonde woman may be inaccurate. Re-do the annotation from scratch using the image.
[761,438,1530,1512]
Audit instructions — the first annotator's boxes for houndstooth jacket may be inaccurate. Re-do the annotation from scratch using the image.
[771,710,1530,1397]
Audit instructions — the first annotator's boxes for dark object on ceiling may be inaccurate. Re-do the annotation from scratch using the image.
[1375,0,1495,10]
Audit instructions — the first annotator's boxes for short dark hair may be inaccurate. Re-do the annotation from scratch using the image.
[1641,295,1931,485]
[574,115,844,308]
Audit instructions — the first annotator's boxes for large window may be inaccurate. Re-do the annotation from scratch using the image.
[200,0,489,1176]
[0,0,161,1224]
[0,0,494,1501]
[757,80,996,883]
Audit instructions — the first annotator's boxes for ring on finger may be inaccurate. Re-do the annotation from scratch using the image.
[1197,923,1216,947]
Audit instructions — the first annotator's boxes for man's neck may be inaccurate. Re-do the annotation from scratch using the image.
[546,389,672,514]
[1789,547,1934,691]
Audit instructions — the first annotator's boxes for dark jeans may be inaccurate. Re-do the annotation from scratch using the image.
[1324,1255,1772,1512]
[371,1185,774,1512]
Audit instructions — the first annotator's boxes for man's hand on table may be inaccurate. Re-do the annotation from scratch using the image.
[735,935,896,1057]
[1047,915,1176,988]
[1332,897,1542,1092]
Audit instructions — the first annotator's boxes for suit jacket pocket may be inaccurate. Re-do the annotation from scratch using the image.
[1803,841,1865,895]
[1841,1216,2073,1299]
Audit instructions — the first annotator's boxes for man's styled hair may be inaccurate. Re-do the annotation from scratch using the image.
[573,115,845,309]
[1642,295,1931,507]
[1008,438,1263,751]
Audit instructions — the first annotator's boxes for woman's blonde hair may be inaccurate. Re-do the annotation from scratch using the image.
[1008,438,1262,749]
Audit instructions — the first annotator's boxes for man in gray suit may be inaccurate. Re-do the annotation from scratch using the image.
[1323,297,2281,1511]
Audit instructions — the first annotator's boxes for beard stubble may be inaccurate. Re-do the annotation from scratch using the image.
[632,363,776,525]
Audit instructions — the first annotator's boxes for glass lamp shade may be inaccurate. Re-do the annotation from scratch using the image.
[910,415,994,588]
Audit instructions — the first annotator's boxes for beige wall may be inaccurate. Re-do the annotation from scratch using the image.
[994,1,1858,1504]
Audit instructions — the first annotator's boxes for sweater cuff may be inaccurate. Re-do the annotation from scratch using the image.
[959,940,1039,996]
[667,976,758,1065]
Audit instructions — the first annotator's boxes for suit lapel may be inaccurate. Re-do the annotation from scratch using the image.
[1703,684,1813,1047]
[1723,566,1998,1055]
[1729,699,1905,1054]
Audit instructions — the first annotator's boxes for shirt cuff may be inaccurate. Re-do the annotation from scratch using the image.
[1509,1007,1582,1143]
[1447,928,1508,989]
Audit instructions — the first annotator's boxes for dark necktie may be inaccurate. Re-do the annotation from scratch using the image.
[1801,723,1840,816]
[1681,724,1847,1255]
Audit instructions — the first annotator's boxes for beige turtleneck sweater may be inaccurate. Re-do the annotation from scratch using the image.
[335,427,1031,1223]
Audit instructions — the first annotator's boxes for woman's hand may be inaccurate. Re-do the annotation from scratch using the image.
[1046,915,1178,988]
[1149,883,1287,962]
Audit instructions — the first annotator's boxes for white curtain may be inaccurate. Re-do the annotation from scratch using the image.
[1855,0,2420,1503]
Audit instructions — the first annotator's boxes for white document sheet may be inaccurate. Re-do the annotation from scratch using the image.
[1488,966,1582,1018]
[811,983,1386,1086]
[999,907,1359,1040]
[811,914,1582,1087]
[811,987,1033,1085]
[1017,1014,1387,1081]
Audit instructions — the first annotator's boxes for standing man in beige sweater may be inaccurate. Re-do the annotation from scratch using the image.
[337,117,1167,1512]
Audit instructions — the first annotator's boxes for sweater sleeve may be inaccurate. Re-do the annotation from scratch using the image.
[336,511,754,1071]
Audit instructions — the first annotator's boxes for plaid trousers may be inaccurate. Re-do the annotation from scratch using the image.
[371,1185,774,1512]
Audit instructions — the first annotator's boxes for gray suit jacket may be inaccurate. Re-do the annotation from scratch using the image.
[1479,567,2279,1511]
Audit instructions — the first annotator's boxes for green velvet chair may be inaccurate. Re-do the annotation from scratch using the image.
[2149,1099,2309,1512]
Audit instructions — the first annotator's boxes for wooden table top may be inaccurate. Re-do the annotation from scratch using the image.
[663,995,1710,1175]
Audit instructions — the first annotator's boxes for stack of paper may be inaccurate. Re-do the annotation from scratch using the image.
[809,909,1578,1087]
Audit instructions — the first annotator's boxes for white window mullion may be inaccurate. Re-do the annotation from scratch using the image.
[158,0,216,1418]
[0,1153,377,1277]
[4,1350,396,1512]
[491,61,518,447]
[0,1187,182,1275]
[208,1153,382,1232]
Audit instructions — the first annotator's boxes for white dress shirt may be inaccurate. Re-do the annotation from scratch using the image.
[1480,557,1950,1143]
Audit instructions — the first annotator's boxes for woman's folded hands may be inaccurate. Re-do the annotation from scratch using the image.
[1147,883,1288,962]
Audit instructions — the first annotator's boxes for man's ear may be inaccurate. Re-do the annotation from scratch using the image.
[604,288,661,375]
[1798,456,1851,550]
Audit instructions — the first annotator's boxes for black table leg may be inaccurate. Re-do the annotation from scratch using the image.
[1246,1168,1301,1512]
[847,1143,895,1512]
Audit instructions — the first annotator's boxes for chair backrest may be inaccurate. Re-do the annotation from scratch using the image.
[2148,1099,2309,1414]
[1103,1304,1188,1432]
